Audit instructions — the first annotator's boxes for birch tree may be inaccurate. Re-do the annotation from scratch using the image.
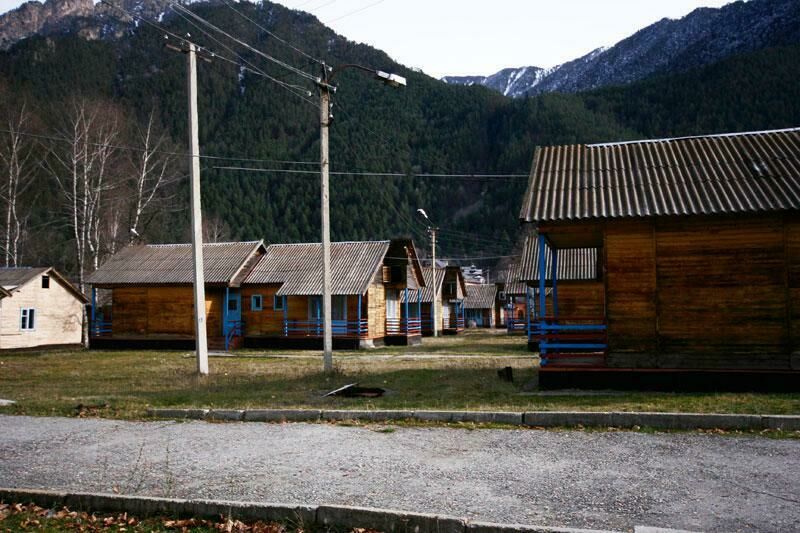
[0,103,36,267]
[128,109,179,243]
[46,99,120,292]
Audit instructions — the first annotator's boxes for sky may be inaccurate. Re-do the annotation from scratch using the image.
[0,0,733,77]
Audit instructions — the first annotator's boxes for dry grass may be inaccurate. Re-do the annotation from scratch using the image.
[0,331,798,419]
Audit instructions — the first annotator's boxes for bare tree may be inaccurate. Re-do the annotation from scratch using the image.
[202,214,231,243]
[128,109,179,243]
[45,99,121,292]
[0,102,36,267]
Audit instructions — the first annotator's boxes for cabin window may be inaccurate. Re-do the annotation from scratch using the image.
[228,298,238,312]
[385,290,398,319]
[446,281,456,295]
[251,294,263,312]
[20,308,36,331]
[41,275,50,289]
[273,295,284,311]
[332,295,347,321]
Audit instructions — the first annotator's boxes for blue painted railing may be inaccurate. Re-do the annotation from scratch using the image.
[90,319,113,337]
[284,319,370,339]
[386,317,421,336]
[531,316,608,366]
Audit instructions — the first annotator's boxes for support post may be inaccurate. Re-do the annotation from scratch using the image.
[187,42,208,375]
[223,286,229,351]
[404,287,409,334]
[430,229,439,337]
[319,82,333,372]
[551,247,559,319]
[538,233,547,320]
[357,293,362,337]
[90,287,96,333]
[282,295,288,337]
[417,289,421,331]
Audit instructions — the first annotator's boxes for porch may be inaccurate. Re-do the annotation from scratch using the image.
[528,233,607,368]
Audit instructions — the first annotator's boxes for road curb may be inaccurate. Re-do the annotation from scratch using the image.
[147,408,800,431]
[0,488,617,533]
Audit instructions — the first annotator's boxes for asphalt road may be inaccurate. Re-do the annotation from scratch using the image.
[0,415,798,532]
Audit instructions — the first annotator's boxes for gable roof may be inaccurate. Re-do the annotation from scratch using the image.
[501,261,526,295]
[0,266,88,303]
[463,283,497,310]
[245,240,393,296]
[400,266,466,303]
[518,235,598,282]
[520,128,800,223]
[87,241,265,287]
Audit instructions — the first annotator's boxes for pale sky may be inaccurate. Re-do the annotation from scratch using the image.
[0,0,734,77]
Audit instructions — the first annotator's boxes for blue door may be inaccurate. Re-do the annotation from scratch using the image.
[224,290,241,337]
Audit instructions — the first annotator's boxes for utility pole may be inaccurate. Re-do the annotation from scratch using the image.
[430,227,439,337]
[319,73,333,373]
[315,63,405,373]
[186,42,209,375]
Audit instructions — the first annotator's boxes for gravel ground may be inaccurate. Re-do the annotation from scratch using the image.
[0,415,798,532]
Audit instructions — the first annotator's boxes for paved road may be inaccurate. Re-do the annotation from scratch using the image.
[0,415,798,532]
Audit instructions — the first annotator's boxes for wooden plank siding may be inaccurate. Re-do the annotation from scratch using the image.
[0,275,84,349]
[546,212,800,369]
[111,286,223,337]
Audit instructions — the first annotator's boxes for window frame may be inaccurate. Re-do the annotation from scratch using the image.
[251,294,263,312]
[273,295,284,311]
[20,307,36,331]
[41,275,50,289]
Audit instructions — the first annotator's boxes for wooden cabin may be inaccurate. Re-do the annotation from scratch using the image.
[0,267,87,350]
[520,127,800,377]
[463,283,498,327]
[401,266,466,335]
[241,239,426,348]
[87,241,265,350]
[500,261,528,333]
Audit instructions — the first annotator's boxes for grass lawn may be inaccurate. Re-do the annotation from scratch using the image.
[0,331,798,419]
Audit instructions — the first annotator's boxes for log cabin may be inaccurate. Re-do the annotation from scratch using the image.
[241,238,426,348]
[463,283,498,328]
[0,267,87,350]
[87,241,266,350]
[400,266,467,335]
[519,127,800,385]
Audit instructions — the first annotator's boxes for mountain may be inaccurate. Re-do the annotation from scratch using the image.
[0,0,799,276]
[0,0,173,49]
[442,66,547,98]
[443,0,800,97]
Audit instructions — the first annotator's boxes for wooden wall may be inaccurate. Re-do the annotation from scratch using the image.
[550,213,800,369]
[0,275,84,349]
[367,278,386,338]
[111,286,222,337]
[241,285,282,336]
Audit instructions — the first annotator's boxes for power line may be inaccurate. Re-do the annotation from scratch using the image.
[0,128,319,166]
[168,4,318,107]
[220,0,325,66]
[171,2,321,85]
[326,0,387,23]
[212,165,527,179]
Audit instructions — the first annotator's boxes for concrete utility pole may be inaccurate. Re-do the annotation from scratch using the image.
[187,42,209,375]
[319,81,333,373]
[317,63,406,374]
[430,227,439,337]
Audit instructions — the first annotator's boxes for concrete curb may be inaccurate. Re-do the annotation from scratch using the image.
[0,488,616,533]
[148,408,800,432]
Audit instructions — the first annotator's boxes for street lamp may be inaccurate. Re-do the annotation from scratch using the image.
[317,62,406,373]
[416,208,439,337]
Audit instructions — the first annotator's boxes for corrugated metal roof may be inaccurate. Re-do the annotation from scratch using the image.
[518,234,598,282]
[463,283,497,309]
[87,241,265,286]
[245,241,391,296]
[520,128,800,223]
[0,267,49,291]
[497,260,527,294]
[400,266,445,303]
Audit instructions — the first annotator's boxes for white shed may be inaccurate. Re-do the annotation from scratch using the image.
[0,267,87,350]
